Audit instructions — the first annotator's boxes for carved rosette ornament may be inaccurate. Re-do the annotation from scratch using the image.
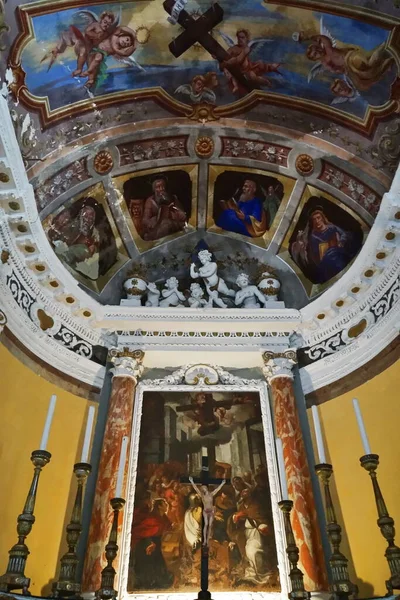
[93,150,114,174]
[262,349,297,382]
[295,153,314,176]
[195,136,214,158]
[189,102,219,123]
[109,348,145,383]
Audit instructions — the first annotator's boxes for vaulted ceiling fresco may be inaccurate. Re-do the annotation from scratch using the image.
[0,0,399,308]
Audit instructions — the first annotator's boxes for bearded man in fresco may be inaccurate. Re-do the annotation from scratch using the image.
[216,179,267,237]
[141,176,187,241]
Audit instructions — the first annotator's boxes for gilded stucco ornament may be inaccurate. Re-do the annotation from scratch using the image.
[262,349,298,382]
[93,150,114,174]
[195,136,214,158]
[295,153,315,176]
[108,348,145,383]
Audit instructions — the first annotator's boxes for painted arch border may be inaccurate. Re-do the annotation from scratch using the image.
[118,371,290,600]
[7,0,400,133]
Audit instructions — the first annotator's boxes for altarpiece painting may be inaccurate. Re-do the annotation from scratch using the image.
[119,380,287,599]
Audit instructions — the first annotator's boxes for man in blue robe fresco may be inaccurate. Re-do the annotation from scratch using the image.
[216,179,267,237]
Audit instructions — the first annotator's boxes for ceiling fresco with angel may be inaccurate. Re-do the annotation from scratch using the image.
[11,0,400,130]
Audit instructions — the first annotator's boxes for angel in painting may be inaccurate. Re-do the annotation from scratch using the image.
[175,72,218,104]
[217,29,282,93]
[295,17,395,95]
[41,10,144,89]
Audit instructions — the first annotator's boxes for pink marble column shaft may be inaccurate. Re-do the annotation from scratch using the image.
[82,349,144,592]
[263,350,327,592]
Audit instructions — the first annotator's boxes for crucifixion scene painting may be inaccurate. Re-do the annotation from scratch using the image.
[127,390,279,594]
[14,0,400,126]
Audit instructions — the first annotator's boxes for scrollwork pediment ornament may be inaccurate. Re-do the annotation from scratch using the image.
[142,363,260,387]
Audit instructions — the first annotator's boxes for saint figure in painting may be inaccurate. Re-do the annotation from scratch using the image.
[47,196,117,280]
[216,179,267,237]
[290,206,360,284]
[130,497,174,590]
[125,175,187,241]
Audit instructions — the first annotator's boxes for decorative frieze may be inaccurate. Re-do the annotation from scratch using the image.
[118,136,188,166]
[220,137,290,166]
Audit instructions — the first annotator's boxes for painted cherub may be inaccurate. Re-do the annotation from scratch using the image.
[159,276,186,307]
[189,476,226,547]
[82,26,138,87]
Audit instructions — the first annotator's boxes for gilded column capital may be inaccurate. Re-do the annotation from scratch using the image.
[0,309,7,334]
[262,349,297,383]
[108,348,145,383]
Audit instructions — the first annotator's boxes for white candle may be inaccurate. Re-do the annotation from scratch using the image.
[352,398,372,455]
[115,436,129,498]
[80,406,95,463]
[275,438,288,500]
[311,405,327,464]
[39,394,57,451]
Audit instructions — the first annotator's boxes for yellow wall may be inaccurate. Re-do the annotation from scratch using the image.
[0,342,97,596]
[308,359,400,597]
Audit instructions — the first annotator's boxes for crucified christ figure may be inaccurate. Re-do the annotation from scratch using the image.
[189,476,226,547]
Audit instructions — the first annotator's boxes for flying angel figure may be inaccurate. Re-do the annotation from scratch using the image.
[330,75,361,105]
[298,16,394,93]
[215,28,282,93]
[175,72,217,104]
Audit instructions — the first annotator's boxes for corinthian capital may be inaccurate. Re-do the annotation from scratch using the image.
[108,348,145,383]
[0,309,6,334]
[262,349,297,383]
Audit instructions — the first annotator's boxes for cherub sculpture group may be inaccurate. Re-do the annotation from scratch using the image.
[123,249,280,308]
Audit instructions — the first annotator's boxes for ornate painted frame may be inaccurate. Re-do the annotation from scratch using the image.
[118,364,290,600]
[8,0,400,133]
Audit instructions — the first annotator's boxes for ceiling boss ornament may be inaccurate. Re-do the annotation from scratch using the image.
[195,136,214,158]
[93,150,114,175]
[295,154,315,176]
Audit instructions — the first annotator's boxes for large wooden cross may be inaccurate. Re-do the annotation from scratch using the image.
[163,0,259,93]
[180,450,231,600]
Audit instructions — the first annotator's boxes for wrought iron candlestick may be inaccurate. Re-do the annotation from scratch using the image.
[52,462,92,598]
[0,449,51,594]
[315,463,355,600]
[95,497,125,600]
[278,500,310,600]
[360,454,400,595]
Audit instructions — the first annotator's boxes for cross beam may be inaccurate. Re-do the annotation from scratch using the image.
[163,0,259,93]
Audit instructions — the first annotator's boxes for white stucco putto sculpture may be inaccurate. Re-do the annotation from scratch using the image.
[190,249,235,308]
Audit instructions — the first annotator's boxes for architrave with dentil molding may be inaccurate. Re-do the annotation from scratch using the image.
[117,364,289,600]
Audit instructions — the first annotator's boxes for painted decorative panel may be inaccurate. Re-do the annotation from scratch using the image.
[207,165,296,247]
[42,182,128,292]
[127,390,280,593]
[279,185,369,297]
[114,164,198,252]
[9,0,400,132]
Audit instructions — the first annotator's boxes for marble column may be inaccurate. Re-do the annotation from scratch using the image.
[263,350,327,592]
[82,348,145,592]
